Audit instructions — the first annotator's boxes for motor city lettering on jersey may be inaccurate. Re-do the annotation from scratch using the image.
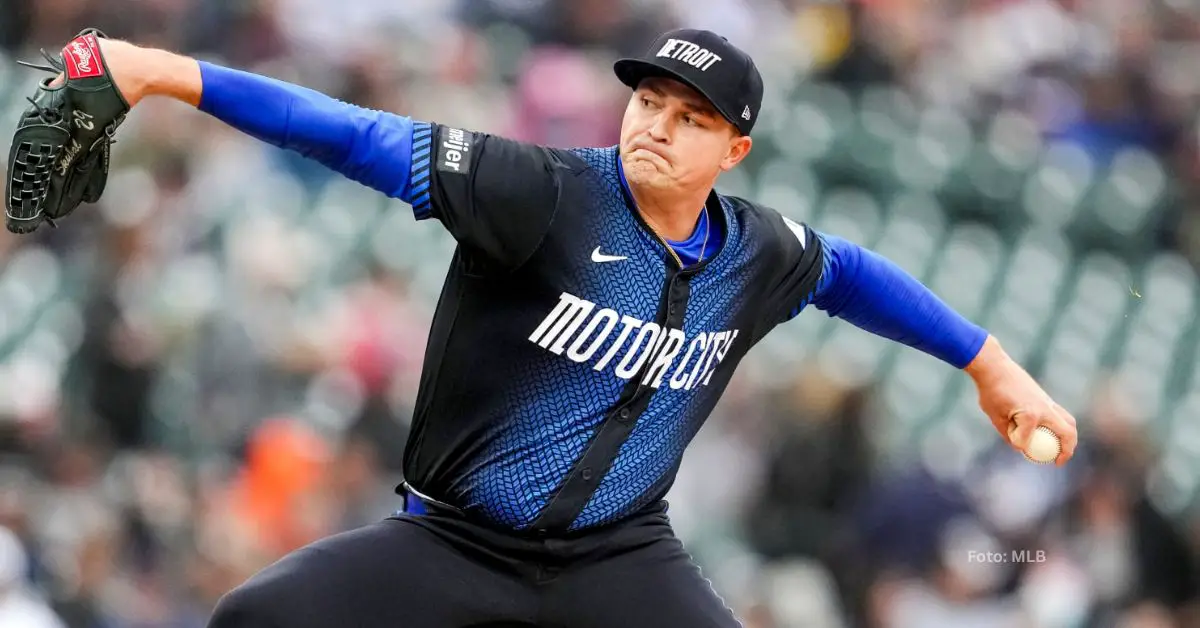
[655,39,722,71]
[437,127,474,175]
[528,292,739,390]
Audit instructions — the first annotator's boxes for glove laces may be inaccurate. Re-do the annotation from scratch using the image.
[19,50,65,124]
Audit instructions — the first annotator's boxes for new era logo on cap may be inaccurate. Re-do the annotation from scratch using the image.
[614,29,764,136]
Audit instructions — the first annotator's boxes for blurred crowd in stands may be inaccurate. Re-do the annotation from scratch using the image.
[2,0,1200,626]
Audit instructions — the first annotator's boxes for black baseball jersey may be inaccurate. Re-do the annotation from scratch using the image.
[399,121,824,534]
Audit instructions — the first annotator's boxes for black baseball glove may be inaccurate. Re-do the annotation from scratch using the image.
[5,29,129,234]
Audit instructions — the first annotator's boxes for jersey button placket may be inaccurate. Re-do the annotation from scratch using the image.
[667,277,691,326]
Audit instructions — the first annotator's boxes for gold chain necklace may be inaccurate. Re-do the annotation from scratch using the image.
[640,204,711,269]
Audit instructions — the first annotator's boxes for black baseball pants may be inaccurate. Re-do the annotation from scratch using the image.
[205,501,741,627]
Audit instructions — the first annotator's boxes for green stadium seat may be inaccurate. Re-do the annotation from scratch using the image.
[20,313,78,373]
[1089,148,1167,241]
[309,201,362,255]
[857,86,917,143]
[1074,253,1135,309]
[414,263,449,302]
[1142,252,1196,309]
[919,389,997,476]
[890,134,949,194]
[845,128,894,179]
[2,69,44,117]
[372,201,424,272]
[783,298,834,349]
[1040,363,1095,412]
[917,421,979,480]
[820,323,892,385]
[755,160,821,221]
[756,184,817,224]
[1005,229,1070,296]
[1115,363,1170,425]
[1173,394,1200,431]
[1165,414,1200,472]
[964,147,1026,208]
[7,246,62,307]
[814,188,881,246]
[1145,453,1199,517]
[881,350,954,424]
[916,108,974,166]
[884,190,947,232]
[715,166,753,199]
[1107,255,1194,385]
[984,109,1044,174]
[886,108,972,199]
[240,174,309,226]
[756,159,815,191]
[873,193,947,279]
[988,307,1046,361]
[955,156,1019,234]
[1021,142,1095,231]
[928,225,1004,318]
[38,301,85,356]
[777,84,851,163]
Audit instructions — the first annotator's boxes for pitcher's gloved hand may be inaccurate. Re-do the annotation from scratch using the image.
[5,29,130,234]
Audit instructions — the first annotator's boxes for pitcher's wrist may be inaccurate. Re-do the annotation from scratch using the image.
[103,42,201,108]
[964,335,1012,383]
[141,48,202,107]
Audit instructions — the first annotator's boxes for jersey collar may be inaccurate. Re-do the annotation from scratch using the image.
[614,151,728,271]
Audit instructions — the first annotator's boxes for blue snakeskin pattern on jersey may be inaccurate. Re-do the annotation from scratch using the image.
[572,192,756,529]
[455,147,670,528]
[453,146,760,529]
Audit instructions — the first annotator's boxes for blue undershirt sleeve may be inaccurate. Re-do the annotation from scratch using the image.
[809,232,989,369]
[196,61,416,201]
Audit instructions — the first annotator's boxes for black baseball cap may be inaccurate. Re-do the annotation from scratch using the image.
[614,29,764,136]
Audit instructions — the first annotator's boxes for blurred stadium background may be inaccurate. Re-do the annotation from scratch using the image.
[2,0,1200,626]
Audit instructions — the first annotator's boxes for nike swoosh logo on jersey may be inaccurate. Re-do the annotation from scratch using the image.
[591,247,628,263]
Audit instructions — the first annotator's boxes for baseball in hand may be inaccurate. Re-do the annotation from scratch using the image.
[1009,424,1061,464]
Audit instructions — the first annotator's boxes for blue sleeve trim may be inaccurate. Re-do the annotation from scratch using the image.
[197,61,417,202]
[409,122,434,219]
[802,232,988,368]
